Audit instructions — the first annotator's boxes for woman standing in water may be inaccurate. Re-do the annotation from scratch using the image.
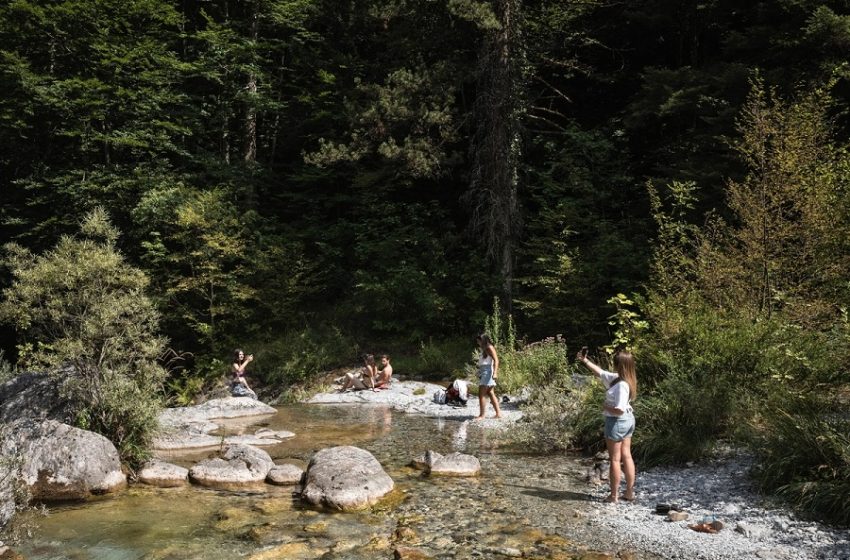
[474,334,502,420]
[577,348,637,503]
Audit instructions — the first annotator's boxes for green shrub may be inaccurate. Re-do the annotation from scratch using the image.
[753,396,850,526]
[0,350,16,385]
[508,374,588,452]
[380,338,470,380]
[253,325,357,387]
[476,298,569,394]
[0,209,166,467]
[569,379,608,453]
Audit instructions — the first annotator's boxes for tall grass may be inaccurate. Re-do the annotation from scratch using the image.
[753,401,850,526]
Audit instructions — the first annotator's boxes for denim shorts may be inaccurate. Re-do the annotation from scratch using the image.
[478,365,496,387]
[604,413,635,442]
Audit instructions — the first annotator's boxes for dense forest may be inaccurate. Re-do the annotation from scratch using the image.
[2,0,850,524]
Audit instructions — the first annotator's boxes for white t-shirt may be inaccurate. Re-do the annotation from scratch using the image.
[600,371,631,417]
[478,352,493,367]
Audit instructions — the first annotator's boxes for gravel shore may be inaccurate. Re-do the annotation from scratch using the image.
[573,452,850,560]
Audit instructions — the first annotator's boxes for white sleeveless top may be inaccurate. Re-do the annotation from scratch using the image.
[478,352,493,367]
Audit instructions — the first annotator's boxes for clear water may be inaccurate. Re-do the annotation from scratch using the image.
[15,404,633,559]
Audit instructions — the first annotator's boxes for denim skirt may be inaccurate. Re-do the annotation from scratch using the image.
[478,364,496,387]
[604,413,635,442]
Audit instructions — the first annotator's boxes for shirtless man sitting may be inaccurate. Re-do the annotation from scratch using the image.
[373,354,393,390]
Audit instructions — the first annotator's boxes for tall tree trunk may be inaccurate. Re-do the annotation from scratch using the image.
[468,0,523,310]
[243,0,259,164]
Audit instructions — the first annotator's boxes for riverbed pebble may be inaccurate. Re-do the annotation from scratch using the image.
[573,451,850,560]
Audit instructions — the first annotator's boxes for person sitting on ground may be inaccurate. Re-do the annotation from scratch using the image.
[340,354,377,392]
[231,349,257,399]
[373,354,393,389]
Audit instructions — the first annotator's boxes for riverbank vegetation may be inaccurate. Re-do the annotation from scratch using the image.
[1,0,849,525]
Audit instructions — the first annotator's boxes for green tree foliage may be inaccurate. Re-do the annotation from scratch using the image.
[601,82,850,525]
[0,209,166,465]
[0,0,191,243]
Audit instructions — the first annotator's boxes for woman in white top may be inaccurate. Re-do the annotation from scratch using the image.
[577,348,637,503]
[474,334,502,420]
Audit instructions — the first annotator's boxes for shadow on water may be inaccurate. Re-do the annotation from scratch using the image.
[505,483,597,503]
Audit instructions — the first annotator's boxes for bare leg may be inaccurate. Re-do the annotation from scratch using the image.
[488,387,502,418]
[605,438,622,502]
[475,386,487,419]
[340,372,356,392]
[621,437,635,501]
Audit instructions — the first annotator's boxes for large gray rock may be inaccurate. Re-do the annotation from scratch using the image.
[138,460,189,488]
[0,419,126,501]
[0,372,74,424]
[189,444,274,490]
[0,458,18,529]
[301,446,394,511]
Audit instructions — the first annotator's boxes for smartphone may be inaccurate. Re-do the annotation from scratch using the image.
[580,346,588,359]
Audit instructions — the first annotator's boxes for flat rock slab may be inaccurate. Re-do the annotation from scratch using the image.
[189,444,275,491]
[301,446,394,511]
[159,398,276,428]
[138,460,189,487]
[267,464,304,486]
[1,419,126,501]
[308,381,523,423]
[154,399,288,452]
[154,426,295,451]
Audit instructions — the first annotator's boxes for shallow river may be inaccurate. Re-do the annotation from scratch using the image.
[17,404,640,559]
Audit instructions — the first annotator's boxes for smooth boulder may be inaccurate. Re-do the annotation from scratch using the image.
[189,444,274,490]
[301,446,394,511]
[138,460,189,487]
[1,419,126,500]
[266,464,304,486]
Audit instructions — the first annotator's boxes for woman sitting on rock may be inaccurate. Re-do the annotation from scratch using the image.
[231,349,257,399]
[340,354,377,392]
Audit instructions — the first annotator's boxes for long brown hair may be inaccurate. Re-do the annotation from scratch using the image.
[613,351,637,400]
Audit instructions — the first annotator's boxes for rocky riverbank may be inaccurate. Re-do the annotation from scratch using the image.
[307,378,523,426]
[569,451,850,560]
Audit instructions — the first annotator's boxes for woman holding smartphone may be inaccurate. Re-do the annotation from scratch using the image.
[232,349,257,399]
[577,347,637,503]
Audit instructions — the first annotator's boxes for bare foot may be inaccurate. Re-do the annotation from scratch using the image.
[623,491,636,502]
[603,495,618,504]
[494,414,502,419]
[472,416,485,421]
